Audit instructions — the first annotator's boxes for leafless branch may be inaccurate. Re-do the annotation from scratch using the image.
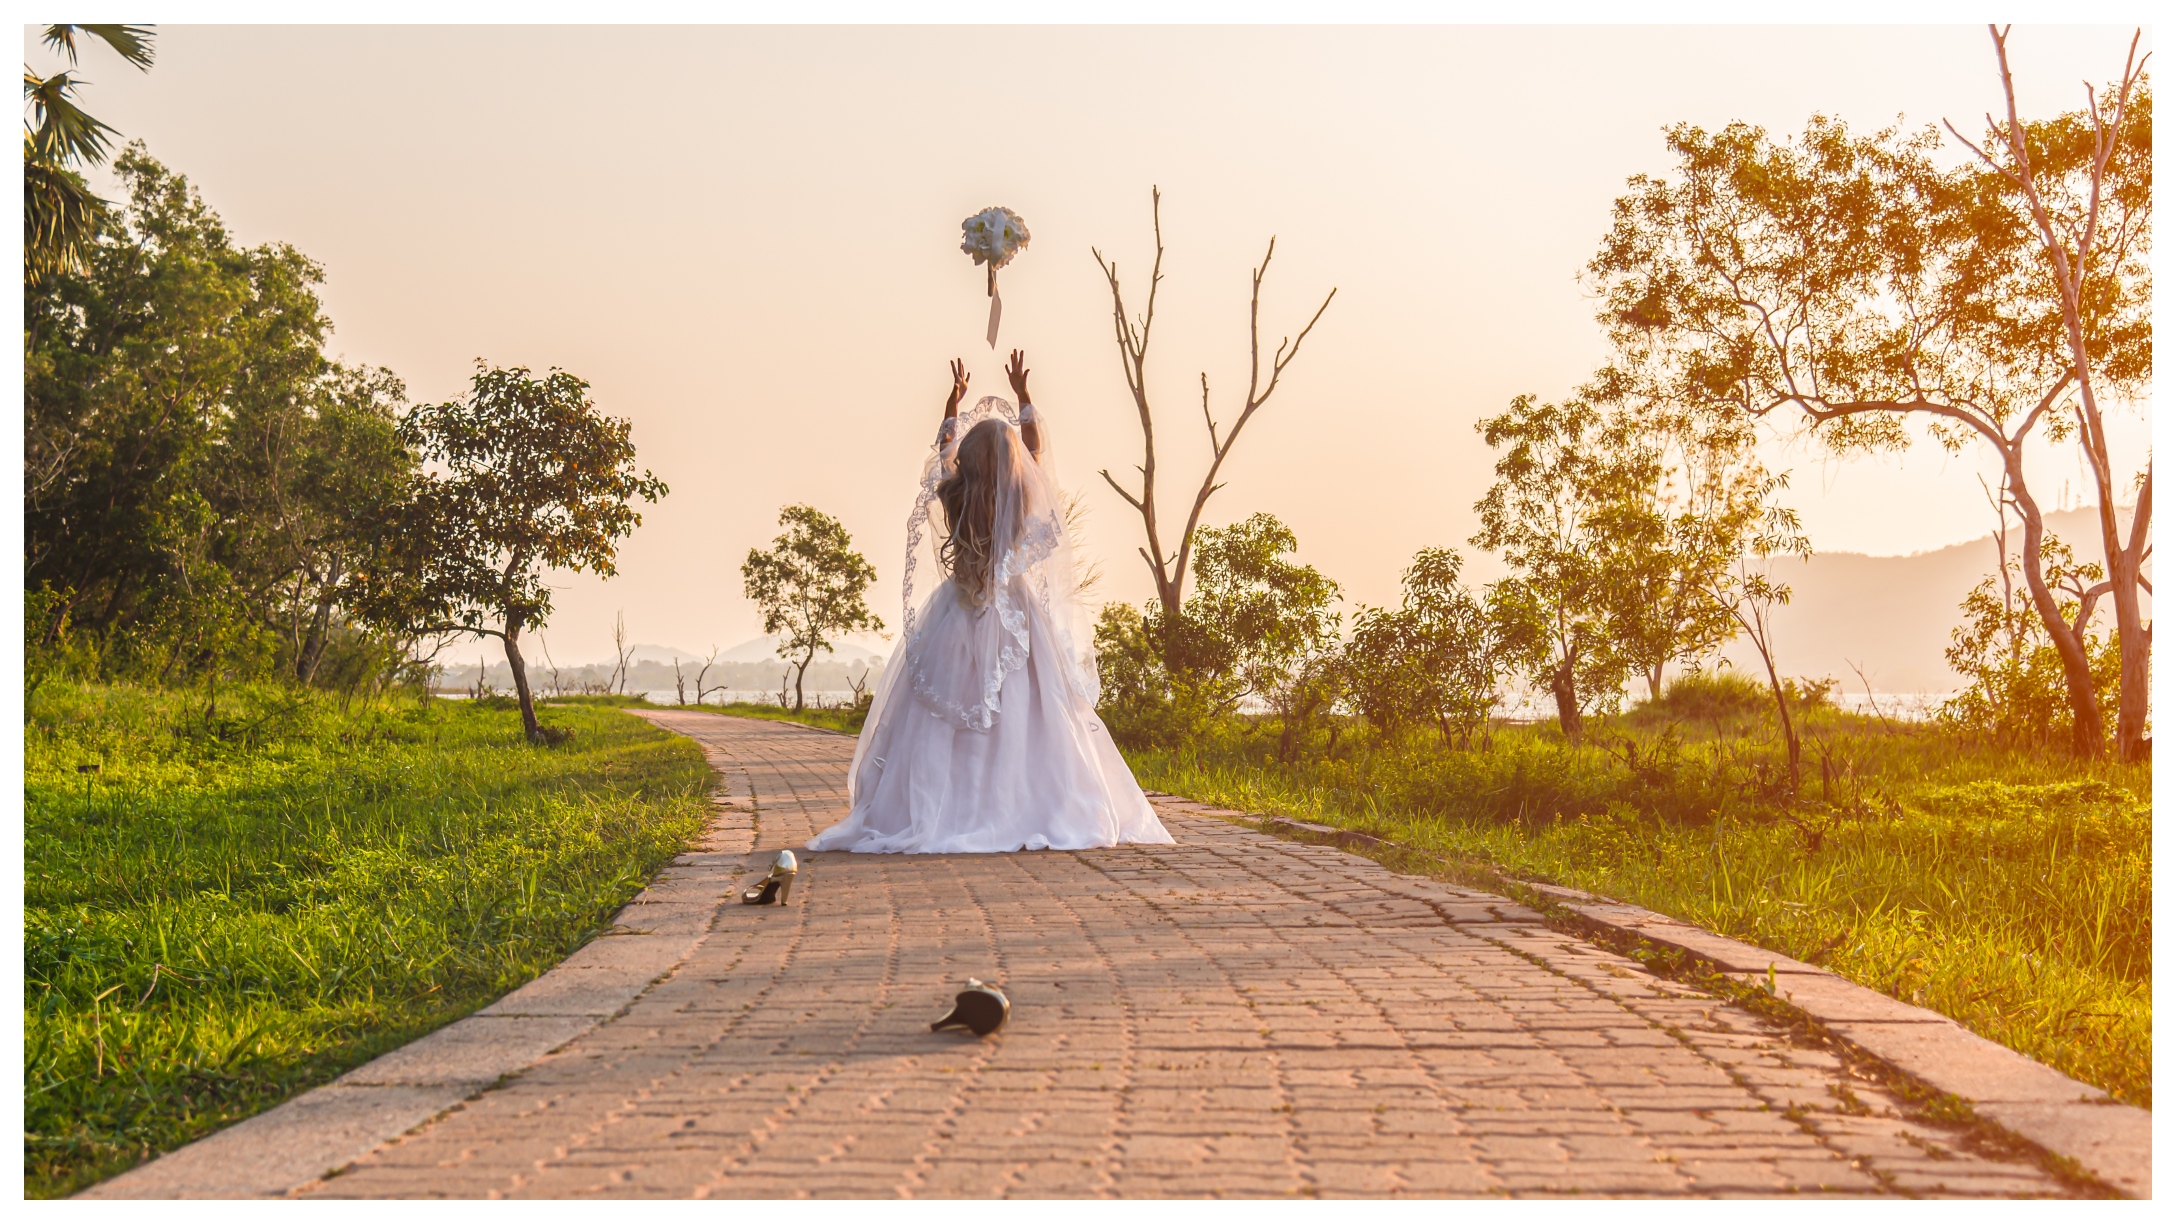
[1092,188,1334,622]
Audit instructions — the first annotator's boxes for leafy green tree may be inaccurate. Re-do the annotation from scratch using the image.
[1089,601,1229,749]
[218,364,414,683]
[1346,547,1500,750]
[741,505,882,713]
[1591,408,1778,702]
[1179,513,1342,758]
[1472,395,1651,741]
[25,146,413,687]
[1092,514,1340,755]
[1584,33,2150,757]
[353,364,666,742]
[23,24,154,284]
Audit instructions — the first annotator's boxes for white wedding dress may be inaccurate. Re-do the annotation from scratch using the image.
[806,396,1172,854]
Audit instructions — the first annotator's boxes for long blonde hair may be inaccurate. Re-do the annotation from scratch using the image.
[936,418,1015,605]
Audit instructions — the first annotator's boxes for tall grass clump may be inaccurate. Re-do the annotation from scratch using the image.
[24,683,711,1197]
[1124,702,2150,1107]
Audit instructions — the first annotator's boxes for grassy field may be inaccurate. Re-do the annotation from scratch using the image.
[1123,704,2151,1108]
[23,684,712,1198]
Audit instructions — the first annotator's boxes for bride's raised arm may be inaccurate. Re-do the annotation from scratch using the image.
[937,358,967,448]
[1006,348,1042,458]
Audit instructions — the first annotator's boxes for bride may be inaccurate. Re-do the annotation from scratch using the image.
[807,351,1174,854]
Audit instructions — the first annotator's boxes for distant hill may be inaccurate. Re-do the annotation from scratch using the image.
[1717,505,2146,693]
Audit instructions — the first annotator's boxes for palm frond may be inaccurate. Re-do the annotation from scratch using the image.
[41,24,155,71]
[23,141,107,284]
[22,70,117,166]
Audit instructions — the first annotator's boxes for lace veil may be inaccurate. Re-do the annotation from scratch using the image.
[853,395,1098,757]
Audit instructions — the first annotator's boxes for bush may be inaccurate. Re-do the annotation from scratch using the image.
[1091,604,1242,750]
[1636,671,1768,721]
[1634,670,1834,725]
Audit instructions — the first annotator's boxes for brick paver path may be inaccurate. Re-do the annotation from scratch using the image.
[304,712,2069,1198]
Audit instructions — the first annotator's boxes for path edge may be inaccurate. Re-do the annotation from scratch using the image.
[1148,797,2150,1200]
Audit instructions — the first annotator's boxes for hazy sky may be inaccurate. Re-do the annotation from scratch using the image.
[38,23,2152,663]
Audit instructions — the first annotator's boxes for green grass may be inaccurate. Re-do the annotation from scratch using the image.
[24,683,713,1198]
[1123,708,2151,1108]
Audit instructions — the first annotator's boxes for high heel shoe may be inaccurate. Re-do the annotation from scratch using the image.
[741,850,798,906]
[930,978,1009,1037]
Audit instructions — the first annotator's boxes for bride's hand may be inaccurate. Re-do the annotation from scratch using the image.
[946,359,968,417]
[1006,349,1031,403]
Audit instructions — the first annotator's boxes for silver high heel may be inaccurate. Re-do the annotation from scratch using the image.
[741,850,798,906]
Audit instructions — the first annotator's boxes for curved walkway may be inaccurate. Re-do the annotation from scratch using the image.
[91,711,2091,1198]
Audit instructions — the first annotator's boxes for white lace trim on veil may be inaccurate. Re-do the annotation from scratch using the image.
[896,395,1096,732]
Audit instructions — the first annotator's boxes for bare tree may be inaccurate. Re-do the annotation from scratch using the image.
[606,610,634,695]
[694,646,728,706]
[1944,25,2152,761]
[1093,187,1336,633]
[538,636,566,698]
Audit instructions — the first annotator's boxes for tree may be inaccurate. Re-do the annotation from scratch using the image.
[1174,514,1342,760]
[23,24,155,284]
[1093,188,1336,648]
[1346,547,1501,750]
[1584,33,2150,757]
[1472,395,1651,741]
[352,363,666,742]
[217,357,413,685]
[741,505,881,713]
[1945,27,2152,761]
[1586,403,1776,701]
[1699,500,1815,789]
[26,146,414,687]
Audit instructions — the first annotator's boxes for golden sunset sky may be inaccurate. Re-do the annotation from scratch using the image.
[38,21,2152,663]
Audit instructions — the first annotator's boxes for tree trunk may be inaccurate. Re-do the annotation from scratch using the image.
[1550,658,1583,743]
[2008,461,2105,757]
[1647,664,1665,703]
[2101,490,2151,762]
[503,611,542,743]
[1754,648,1801,793]
[297,559,343,686]
[793,648,812,712]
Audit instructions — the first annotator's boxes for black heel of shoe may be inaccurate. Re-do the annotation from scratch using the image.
[931,979,1010,1036]
[741,850,798,906]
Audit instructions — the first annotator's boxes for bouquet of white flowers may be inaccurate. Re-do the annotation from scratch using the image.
[961,206,1030,347]
[961,206,1030,272]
